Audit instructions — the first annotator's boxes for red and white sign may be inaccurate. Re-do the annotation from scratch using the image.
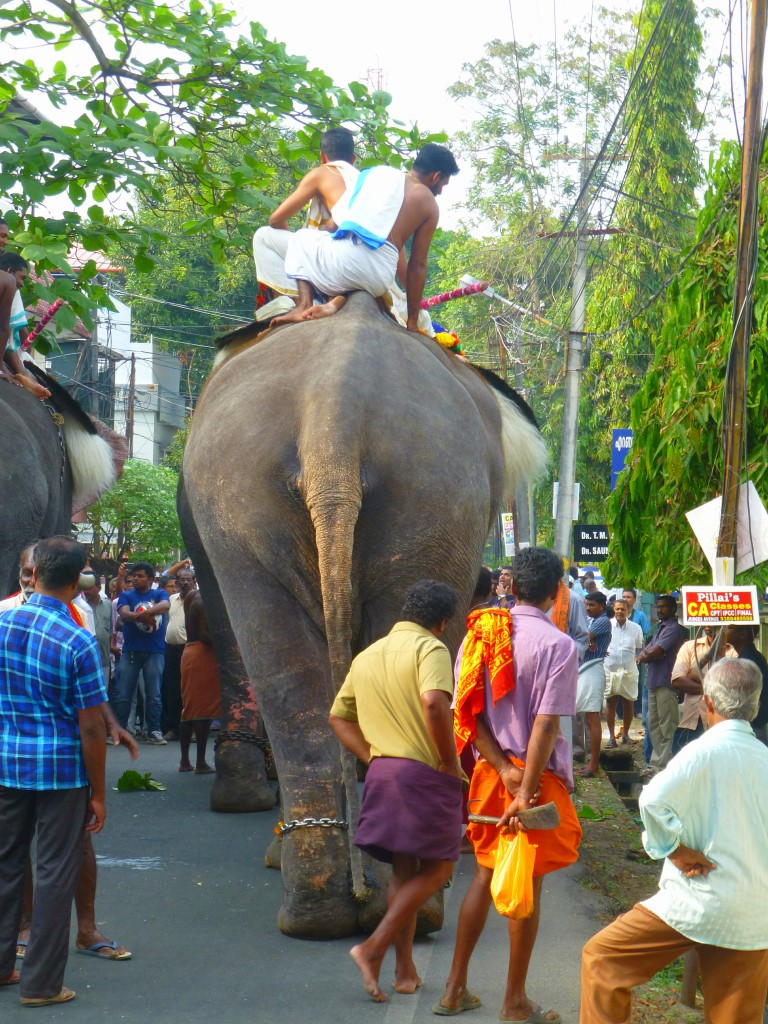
[681,586,760,626]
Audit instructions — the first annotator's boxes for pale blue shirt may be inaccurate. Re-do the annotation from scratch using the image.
[640,719,768,949]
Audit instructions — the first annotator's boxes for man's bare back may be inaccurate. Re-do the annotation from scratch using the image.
[268,165,351,232]
[183,590,211,645]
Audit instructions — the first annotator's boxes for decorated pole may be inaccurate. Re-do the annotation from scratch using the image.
[420,281,489,310]
[22,298,64,350]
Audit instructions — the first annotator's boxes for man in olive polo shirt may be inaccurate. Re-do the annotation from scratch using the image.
[329,579,462,1004]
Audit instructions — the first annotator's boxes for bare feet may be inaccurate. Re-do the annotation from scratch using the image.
[302,296,347,321]
[272,304,312,325]
[349,944,388,1002]
[392,962,422,994]
[194,764,215,774]
[0,368,22,387]
[15,375,50,399]
[179,762,194,773]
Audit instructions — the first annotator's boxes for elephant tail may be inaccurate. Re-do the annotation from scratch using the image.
[307,489,368,901]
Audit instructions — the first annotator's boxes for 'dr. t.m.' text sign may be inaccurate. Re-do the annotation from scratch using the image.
[681,586,760,626]
[573,525,610,563]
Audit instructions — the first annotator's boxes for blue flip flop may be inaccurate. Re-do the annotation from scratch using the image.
[76,940,132,961]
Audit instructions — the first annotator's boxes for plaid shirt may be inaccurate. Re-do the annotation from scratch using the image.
[0,593,107,790]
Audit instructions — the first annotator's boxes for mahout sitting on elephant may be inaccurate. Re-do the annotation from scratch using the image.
[179,291,547,939]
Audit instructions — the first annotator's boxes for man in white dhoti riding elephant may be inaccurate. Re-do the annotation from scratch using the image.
[252,127,358,319]
[272,144,459,331]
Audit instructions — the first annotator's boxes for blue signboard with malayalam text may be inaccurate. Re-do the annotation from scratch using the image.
[611,429,634,491]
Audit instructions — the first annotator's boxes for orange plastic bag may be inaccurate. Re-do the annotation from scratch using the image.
[490,832,537,919]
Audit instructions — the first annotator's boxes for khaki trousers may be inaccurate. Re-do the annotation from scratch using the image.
[648,685,679,770]
[580,904,768,1024]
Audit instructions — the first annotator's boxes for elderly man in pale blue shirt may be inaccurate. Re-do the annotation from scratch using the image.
[580,657,768,1024]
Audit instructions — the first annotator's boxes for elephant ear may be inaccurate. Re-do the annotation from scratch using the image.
[471,364,548,493]
[23,361,126,513]
[472,365,540,429]
[23,361,97,433]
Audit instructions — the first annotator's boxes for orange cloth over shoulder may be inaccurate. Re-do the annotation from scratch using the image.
[68,603,85,628]
[454,607,514,754]
[550,580,570,634]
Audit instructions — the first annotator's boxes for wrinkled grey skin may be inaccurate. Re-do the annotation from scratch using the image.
[179,293,538,939]
[0,385,74,597]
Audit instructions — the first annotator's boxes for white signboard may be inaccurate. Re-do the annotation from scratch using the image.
[552,482,580,521]
[685,481,768,574]
[501,512,515,557]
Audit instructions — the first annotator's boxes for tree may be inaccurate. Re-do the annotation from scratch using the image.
[0,0,442,343]
[580,0,703,522]
[87,458,183,564]
[603,140,768,591]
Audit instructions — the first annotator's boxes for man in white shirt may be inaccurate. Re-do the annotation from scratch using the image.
[580,657,768,1023]
[73,568,113,687]
[161,566,196,739]
[603,599,643,747]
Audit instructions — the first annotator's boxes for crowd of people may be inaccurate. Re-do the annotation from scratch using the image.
[0,537,221,1005]
[330,550,768,1023]
[2,537,768,1020]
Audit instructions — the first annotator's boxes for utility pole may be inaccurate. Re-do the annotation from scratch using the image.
[553,158,590,558]
[508,322,531,546]
[716,0,767,568]
[86,320,100,418]
[126,352,136,458]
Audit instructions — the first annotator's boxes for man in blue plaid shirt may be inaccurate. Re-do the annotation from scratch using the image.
[0,536,108,1008]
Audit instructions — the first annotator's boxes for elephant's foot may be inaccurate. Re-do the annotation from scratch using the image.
[264,835,282,870]
[210,739,276,813]
[277,830,359,938]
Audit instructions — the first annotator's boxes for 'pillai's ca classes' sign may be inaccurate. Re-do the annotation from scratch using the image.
[681,586,760,626]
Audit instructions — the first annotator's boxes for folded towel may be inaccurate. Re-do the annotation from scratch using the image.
[8,291,28,353]
[306,160,359,229]
[332,166,405,250]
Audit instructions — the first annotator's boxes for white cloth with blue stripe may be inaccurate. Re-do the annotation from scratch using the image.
[331,166,405,249]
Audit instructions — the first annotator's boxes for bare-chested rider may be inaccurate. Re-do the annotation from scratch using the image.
[252,127,357,318]
[272,144,459,332]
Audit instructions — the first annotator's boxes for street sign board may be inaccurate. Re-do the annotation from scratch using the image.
[611,429,633,491]
[500,512,515,557]
[553,482,580,520]
[681,586,760,626]
[573,525,610,563]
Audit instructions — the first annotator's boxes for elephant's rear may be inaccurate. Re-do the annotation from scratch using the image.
[180,292,545,938]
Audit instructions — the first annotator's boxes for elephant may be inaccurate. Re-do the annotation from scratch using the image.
[0,365,126,597]
[178,291,547,939]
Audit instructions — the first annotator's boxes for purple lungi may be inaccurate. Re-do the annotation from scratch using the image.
[355,756,463,864]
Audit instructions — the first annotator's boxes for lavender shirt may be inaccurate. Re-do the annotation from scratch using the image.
[480,605,578,791]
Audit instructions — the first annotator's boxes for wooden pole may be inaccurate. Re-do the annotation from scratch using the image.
[717,0,767,561]
[126,352,136,458]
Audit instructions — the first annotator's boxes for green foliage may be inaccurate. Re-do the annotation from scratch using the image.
[115,769,166,792]
[0,0,444,348]
[87,458,182,564]
[581,0,703,525]
[603,140,768,590]
[577,804,614,821]
[162,420,191,474]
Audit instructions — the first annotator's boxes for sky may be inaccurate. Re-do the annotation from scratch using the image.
[241,0,627,226]
[239,0,747,229]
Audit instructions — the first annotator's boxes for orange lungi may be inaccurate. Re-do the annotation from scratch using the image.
[180,641,221,721]
[466,756,581,876]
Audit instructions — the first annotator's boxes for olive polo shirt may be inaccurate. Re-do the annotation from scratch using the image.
[330,621,454,769]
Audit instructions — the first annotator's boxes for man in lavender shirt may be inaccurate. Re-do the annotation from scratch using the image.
[437,548,581,1024]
